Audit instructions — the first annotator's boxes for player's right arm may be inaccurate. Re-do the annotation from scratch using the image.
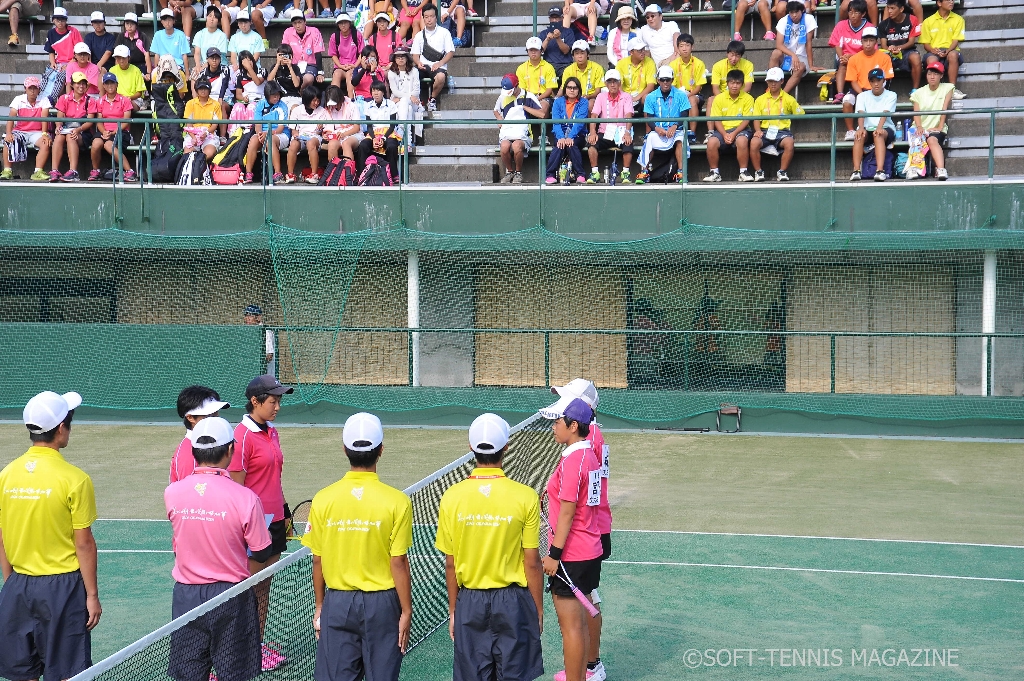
[74,527,102,630]
[0,530,12,581]
[312,555,325,639]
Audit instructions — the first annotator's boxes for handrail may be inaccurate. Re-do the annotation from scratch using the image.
[265,326,1024,338]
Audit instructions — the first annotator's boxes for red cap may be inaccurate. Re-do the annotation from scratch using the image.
[926,61,945,74]
[501,73,519,89]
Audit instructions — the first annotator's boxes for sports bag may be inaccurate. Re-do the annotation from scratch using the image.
[319,157,357,186]
[356,154,394,186]
[175,151,212,185]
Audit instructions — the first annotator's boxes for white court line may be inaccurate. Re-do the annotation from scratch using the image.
[603,560,1024,584]
[614,529,1024,549]
[98,549,172,554]
[97,518,168,522]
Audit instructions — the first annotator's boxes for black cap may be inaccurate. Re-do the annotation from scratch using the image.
[195,78,212,90]
[206,46,222,58]
[244,304,263,315]
[548,5,563,16]
[246,374,294,398]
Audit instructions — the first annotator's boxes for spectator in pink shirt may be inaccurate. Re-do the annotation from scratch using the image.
[66,42,101,95]
[281,9,326,91]
[328,13,364,88]
[44,7,84,69]
[1,76,51,181]
[170,385,230,484]
[829,0,872,101]
[87,73,135,181]
[587,69,635,183]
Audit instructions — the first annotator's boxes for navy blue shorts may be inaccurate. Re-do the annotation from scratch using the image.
[453,586,543,681]
[0,570,92,681]
[169,581,261,681]
[711,128,753,151]
[315,588,403,681]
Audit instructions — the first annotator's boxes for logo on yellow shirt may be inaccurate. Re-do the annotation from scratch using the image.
[24,461,36,473]
[194,482,207,496]
[351,487,364,501]
[478,484,491,497]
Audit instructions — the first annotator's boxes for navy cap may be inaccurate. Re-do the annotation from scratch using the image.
[244,304,263,316]
[562,398,594,425]
[868,67,886,81]
[548,5,563,15]
[102,72,118,84]
[206,46,222,58]
[246,374,294,398]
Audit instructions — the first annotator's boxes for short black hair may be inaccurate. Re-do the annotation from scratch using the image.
[345,443,382,468]
[889,0,906,8]
[28,409,74,443]
[246,393,272,413]
[726,40,745,56]
[561,415,590,438]
[677,33,694,45]
[726,68,744,84]
[786,0,804,12]
[277,43,293,55]
[192,438,232,465]
[177,385,220,427]
[848,0,868,13]
[473,443,507,467]
[301,85,321,108]
[207,5,221,18]
[371,81,387,94]
[421,3,437,17]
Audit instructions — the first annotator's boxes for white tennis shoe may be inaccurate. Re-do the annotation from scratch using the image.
[554,661,606,681]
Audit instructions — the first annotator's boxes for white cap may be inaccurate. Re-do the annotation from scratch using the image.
[159,7,174,18]
[765,66,785,81]
[526,36,543,50]
[626,36,646,51]
[237,9,251,20]
[24,391,82,434]
[286,7,305,19]
[74,41,91,54]
[643,3,662,13]
[551,377,599,406]
[469,413,510,455]
[343,412,384,452]
[657,64,674,80]
[90,11,105,22]
[862,26,877,36]
[185,397,231,417]
[373,11,393,25]
[52,7,68,18]
[604,68,621,81]
[124,11,139,22]
[334,11,353,22]
[113,44,131,58]
[571,38,589,52]
[189,417,235,449]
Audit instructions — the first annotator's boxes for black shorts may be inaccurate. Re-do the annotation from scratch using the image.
[756,128,794,153]
[418,66,449,93]
[169,581,261,681]
[600,533,612,561]
[0,570,92,681]
[590,137,636,155]
[890,49,919,72]
[548,557,602,598]
[927,131,947,147]
[690,92,706,111]
[315,588,403,681]
[711,127,753,151]
[268,518,288,555]
[453,586,543,681]
[925,50,963,68]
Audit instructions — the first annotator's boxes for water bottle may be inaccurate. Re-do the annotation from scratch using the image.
[603,167,610,184]
[448,76,456,95]
[895,120,903,142]
[558,162,567,184]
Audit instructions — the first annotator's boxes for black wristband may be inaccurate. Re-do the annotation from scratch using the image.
[548,545,563,561]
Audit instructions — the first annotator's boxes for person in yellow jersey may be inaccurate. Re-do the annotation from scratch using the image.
[559,40,604,110]
[703,68,756,183]
[436,413,544,681]
[750,67,804,182]
[669,33,706,144]
[615,36,656,114]
[516,36,558,115]
[302,412,413,681]
[706,40,754,140]
[0,390,100,681]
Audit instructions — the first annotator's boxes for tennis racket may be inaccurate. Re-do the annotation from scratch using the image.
[286,499,312,539]
[540,510,600,618]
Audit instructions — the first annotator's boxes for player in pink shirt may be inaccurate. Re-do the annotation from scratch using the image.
[164,417,273,681]
[280,10,326,91]
[170,385,230,484]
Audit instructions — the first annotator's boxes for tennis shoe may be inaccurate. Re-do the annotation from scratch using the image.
[553,665,605,681]
[261,643,287,671]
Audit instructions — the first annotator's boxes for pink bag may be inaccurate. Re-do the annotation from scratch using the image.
[227,102,254,136]
[211,164,241,185]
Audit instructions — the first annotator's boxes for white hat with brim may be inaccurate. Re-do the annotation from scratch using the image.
[526,36,543,50]
[335,12,353,22]
[24,391,82,434]
[124,11,139,22]
[765,66,785,81]
[159,8,175,18]
[542,378,599,420]
[657,65,674,80]
[644,3,662,13]
[343,412,384,452]
[237,9,251,20]
[185,397,231,417]
[188,417,235,449]
[74,41,91,54]
[604,68,622,81]
[627,36,646,51]
[113,44,131,58]
[90,11,105,22]
[373,11,395,27]
[468,413,510,455]
[571,38,589,52]
[52,7,68,18]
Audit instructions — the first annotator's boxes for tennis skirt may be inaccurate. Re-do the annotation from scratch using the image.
[549,557,602,598]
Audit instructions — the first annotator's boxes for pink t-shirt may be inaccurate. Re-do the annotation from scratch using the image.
[88,93,133,131]
[546,440,603,562]
[169,434,196,484]
[282,26,325,63]
[592,90,633,135]
[328,29,364,66]
[56,92,89,121]
[9,94,51,132]
[230,415,286,522]
[165,468,272,584]
[829,19,874,56]
[66,61,101,95]
[586,423,612,535]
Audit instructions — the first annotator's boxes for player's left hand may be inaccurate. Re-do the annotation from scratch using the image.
[86,594,102,630]
[542,556,558,576]
[398,609,412,652]
[448,611,456,641]
[313,606,321,640]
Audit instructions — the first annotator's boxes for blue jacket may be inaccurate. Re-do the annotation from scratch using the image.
[551,97,588,139]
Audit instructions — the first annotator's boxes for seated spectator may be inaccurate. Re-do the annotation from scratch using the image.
[494,73,543,184]
[193,47,232,123]
[282,9,326,90]
[214,0,246,39]
[538,6,574,79]
[285,86,329,183]
[732,0,773,43]
[227,10,264,67]
[191,7,228,73]
[841,27,892,139]
[66,42,101,95]
[910,61,954,180]
[357,81,402,180]
[88,73,135,182]
[157,0,199,40]
[1,0,41,47]
[669,33,705,142]
[516,36,558,115]
[365,12,400,68]
[246,80,290,183]
[606,6,637,68]
[437,0,468,48]
[920,0,964,96]
[638,4,679,68]
[616,37,656,115]
[44,8,84,70]
[768,1,818,94]
[51,72,93,182]
[322,85,364,163]
[706,40,753,140]
[232,50,267,109]
[329,13,365,88]
[544,76,588,184]
[1,76,51,182]
[397,0,426,44]
[108,45,148,110]
[152,8,192,76]
[349,46,388,101]
[878,0,921,90]
[636,65,688,184]
[563,0,610,48]
[184,79,223,160]
[829,0,872,103]
[250,0,279,47]
[270,43,305,99]
[560,40,604,108]
[750,67,803,181]
[840,0,922,28]
[411,5,455,112]
[850,67,896,181]
[388,47,424,142]
[587,68,635,183]
[114,12,151,76]
[85,12,116,70]
[704,68,755,182]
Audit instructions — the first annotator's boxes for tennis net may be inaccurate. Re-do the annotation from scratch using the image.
[71,412,562,681]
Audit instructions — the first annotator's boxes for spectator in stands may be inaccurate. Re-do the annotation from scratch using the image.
[50,72,93,182]
[270,44,304,98]
[588,68,635,183]
[829,0,871,103]
[397,0,426,44]
[285,85,329,183]
[616,37,656,114]
[66,43,101,96]
[545,76,588,184]
[850,67,896,181]
[411,5,455,112]
[517,36,558,115]
[732,0,773,43]
[88,73,135,182]
[184,79,223,160]
[227,10,264,67]
[350,46,387,101]
[768,1,818,94]
[157,0,199,40]
[1,76,50,182]
[114,12,151,77]
[194,47,232,121]
[246,80,289,183]
[282,9,326,90]
[920,0,965,96]
[366,12,400,68]
[560,40,604,109]
[538,6,575,78]
[639,3,679,68]
[214,0,245,39]
[494,74,544,184]
[85,12,116,71]
[152,8,192,76]
[438,0,469,48]
[44,7,84,70]
[233,50,267,109]
[192,6,228,74]
[750,67,803,181]
[635,65,688,184]
[841,27,892,139]
[109,45,148,110]
[840,0,922,29]
[669,33,705,143]
[563,0,610,47]
[706,40,753,141]
[704,68,755,182]
[878,0,921,90]
[323,85,364,163]
[250,0,279,48]
[389,47,424,142]
[358,81,402,179]
[606,6,636,68]
[910,61,954,180]
[329,13,365,87]
[0,0,40,47]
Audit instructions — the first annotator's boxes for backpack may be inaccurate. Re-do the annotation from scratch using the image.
[150,136,183,183]
[213,128,253,168]
[357,155,395,186]
[647,148,676,184]
[319,157,358,186]
[151,81,185,147]
[861,146,894,178]
[175,151,212,185]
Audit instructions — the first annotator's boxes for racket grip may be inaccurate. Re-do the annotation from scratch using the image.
[574,588,600,618]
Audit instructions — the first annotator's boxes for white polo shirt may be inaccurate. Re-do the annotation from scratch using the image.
[639,20,680,65]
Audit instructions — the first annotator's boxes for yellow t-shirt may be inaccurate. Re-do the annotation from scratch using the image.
[561,60,605,98]
[710,90,756,129]
[107,64,147,98]
[615,55,656,99]
[669,55,707,93]
[302,471,413,592]
[435,468,540,590]
[711,57,755,92]
[184,97,222,131]
[753,90,804,130]
[0,447,97,576]
[920,11,965,51]
[515,59,558,97]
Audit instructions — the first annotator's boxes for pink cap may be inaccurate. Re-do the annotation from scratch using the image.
[23,76,40,89]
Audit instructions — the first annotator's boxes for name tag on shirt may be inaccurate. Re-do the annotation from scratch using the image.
[587,469,602,506]
[601,444,610,479]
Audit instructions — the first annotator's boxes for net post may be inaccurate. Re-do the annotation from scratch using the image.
[982,249,996,396]
[830,334,836,394]
[408,250,420,387]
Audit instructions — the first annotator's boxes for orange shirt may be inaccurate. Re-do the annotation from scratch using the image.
[845,49,894,91]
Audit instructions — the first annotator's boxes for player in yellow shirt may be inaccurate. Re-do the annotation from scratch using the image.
[750,68,805,182]
[920,0,965,88]
[436,413,544,681]
[302,412,413,681]
[616,36,657,114]
[704,68,756,182]
[0,390,100,681]
[669,33,707,142]
[517,36,558,114]
[560,40,605,110]
[706,40,754,140]
[184,78,224,161]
